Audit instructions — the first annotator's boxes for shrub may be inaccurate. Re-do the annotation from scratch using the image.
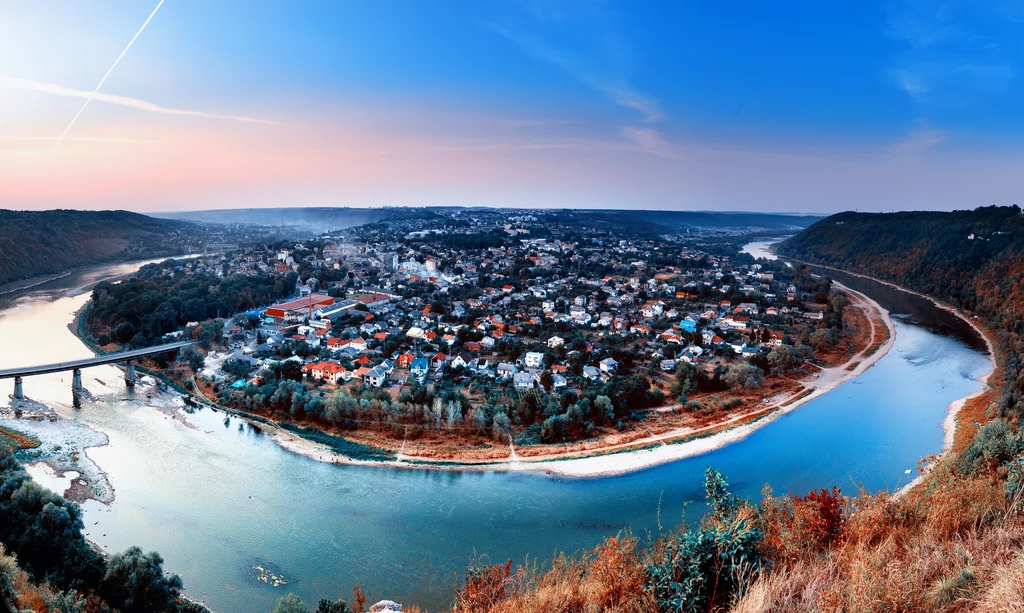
[645,469,764,612]
[957,419,1022,475]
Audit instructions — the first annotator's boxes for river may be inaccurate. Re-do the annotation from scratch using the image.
[0,256,991,613]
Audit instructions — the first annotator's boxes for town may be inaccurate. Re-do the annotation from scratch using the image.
[85,208,856,462]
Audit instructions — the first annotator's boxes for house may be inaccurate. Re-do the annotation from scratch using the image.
[302,361,347,385]
[551,374,567,390]
[496,362,516,378]
[599,357,619,374]
[524,351,545,369]
[410,358,429,377]
[362,366,388,387]
[547,336,565,348]
[582,366,601,381]
[661,359,677,372]
[679,319,697,333]
[513,372,535,390]
[452,352,473,369]
[431,352,448,370]
[660,331,683,344]
[397,353,414,368]
[723,315,749,329]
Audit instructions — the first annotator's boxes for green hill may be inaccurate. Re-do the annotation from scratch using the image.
[0,209,192,286]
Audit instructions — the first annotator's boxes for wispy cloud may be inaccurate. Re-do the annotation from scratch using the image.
[887,121,947,155]
[885,1,1014,106]
[0,136,161,143]
[0,76,286,126]
[488,3,663,123]
[618,125,675,157]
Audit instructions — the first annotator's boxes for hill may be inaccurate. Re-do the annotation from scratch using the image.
[0,209,193,287]
[153,207,440,232]
[778,206,1024,323]
[155,206,820,235]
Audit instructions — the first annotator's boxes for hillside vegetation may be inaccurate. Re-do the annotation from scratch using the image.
[0,209,192,287]
[780,205,1024,423]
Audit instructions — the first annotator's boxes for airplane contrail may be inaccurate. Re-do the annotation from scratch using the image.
[1,76,286,125]
[53,0,165,151]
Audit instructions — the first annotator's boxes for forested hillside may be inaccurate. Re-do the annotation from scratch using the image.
[780,205,1024,419]
[780,205,1024,308]
[0,209,193,286]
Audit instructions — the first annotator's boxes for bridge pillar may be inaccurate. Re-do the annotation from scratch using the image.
[72,369,83,394]
[13,376,23,400]
[125,360,136,386]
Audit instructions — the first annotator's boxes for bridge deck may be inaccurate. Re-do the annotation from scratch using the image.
[0,341,193,379]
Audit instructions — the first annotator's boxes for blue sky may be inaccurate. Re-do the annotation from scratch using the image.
[2,0,1024,212]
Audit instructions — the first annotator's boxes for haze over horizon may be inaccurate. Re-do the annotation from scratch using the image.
[3,1,1024,214]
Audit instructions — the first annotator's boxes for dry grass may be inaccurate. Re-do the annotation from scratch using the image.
[452,535,658,613]
[446,446,1024,613]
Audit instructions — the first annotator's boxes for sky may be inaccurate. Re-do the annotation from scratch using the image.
[2,0,1024,214]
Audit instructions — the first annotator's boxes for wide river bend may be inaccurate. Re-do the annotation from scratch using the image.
[0,257,990,612]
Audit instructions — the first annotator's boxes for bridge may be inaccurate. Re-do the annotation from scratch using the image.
[0,341,193,400]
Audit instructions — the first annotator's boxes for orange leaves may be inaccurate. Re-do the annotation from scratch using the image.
[759,486,847,566]
[454,559,514,612]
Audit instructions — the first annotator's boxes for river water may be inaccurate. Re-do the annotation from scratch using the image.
[0,257,990,613]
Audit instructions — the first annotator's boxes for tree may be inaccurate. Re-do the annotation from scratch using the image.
[767,344,803,375]
[222,359,253,380]
[723,363,764,389]
[0,446,105,591]
[177,345,205,372]
[671,361,700,397]
[112,321,136,344]
[808,328,835,351]
[492,411,511,439]
[594,395,614,425]
[315,598,350,613]
[271,594,310,613]
[103,547,184,613]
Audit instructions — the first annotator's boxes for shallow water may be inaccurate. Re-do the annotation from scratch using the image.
[0,259,990,613]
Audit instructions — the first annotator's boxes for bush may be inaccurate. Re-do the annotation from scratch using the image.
[271,593,309,613]
[957,419,1022,475]
[645,468,764,612]
[102,547,184,613]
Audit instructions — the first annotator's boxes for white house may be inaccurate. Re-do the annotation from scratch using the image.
[599,357,619,374]
[513,372,535,390]
[363,366,388,387]
[524,351,545,369]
